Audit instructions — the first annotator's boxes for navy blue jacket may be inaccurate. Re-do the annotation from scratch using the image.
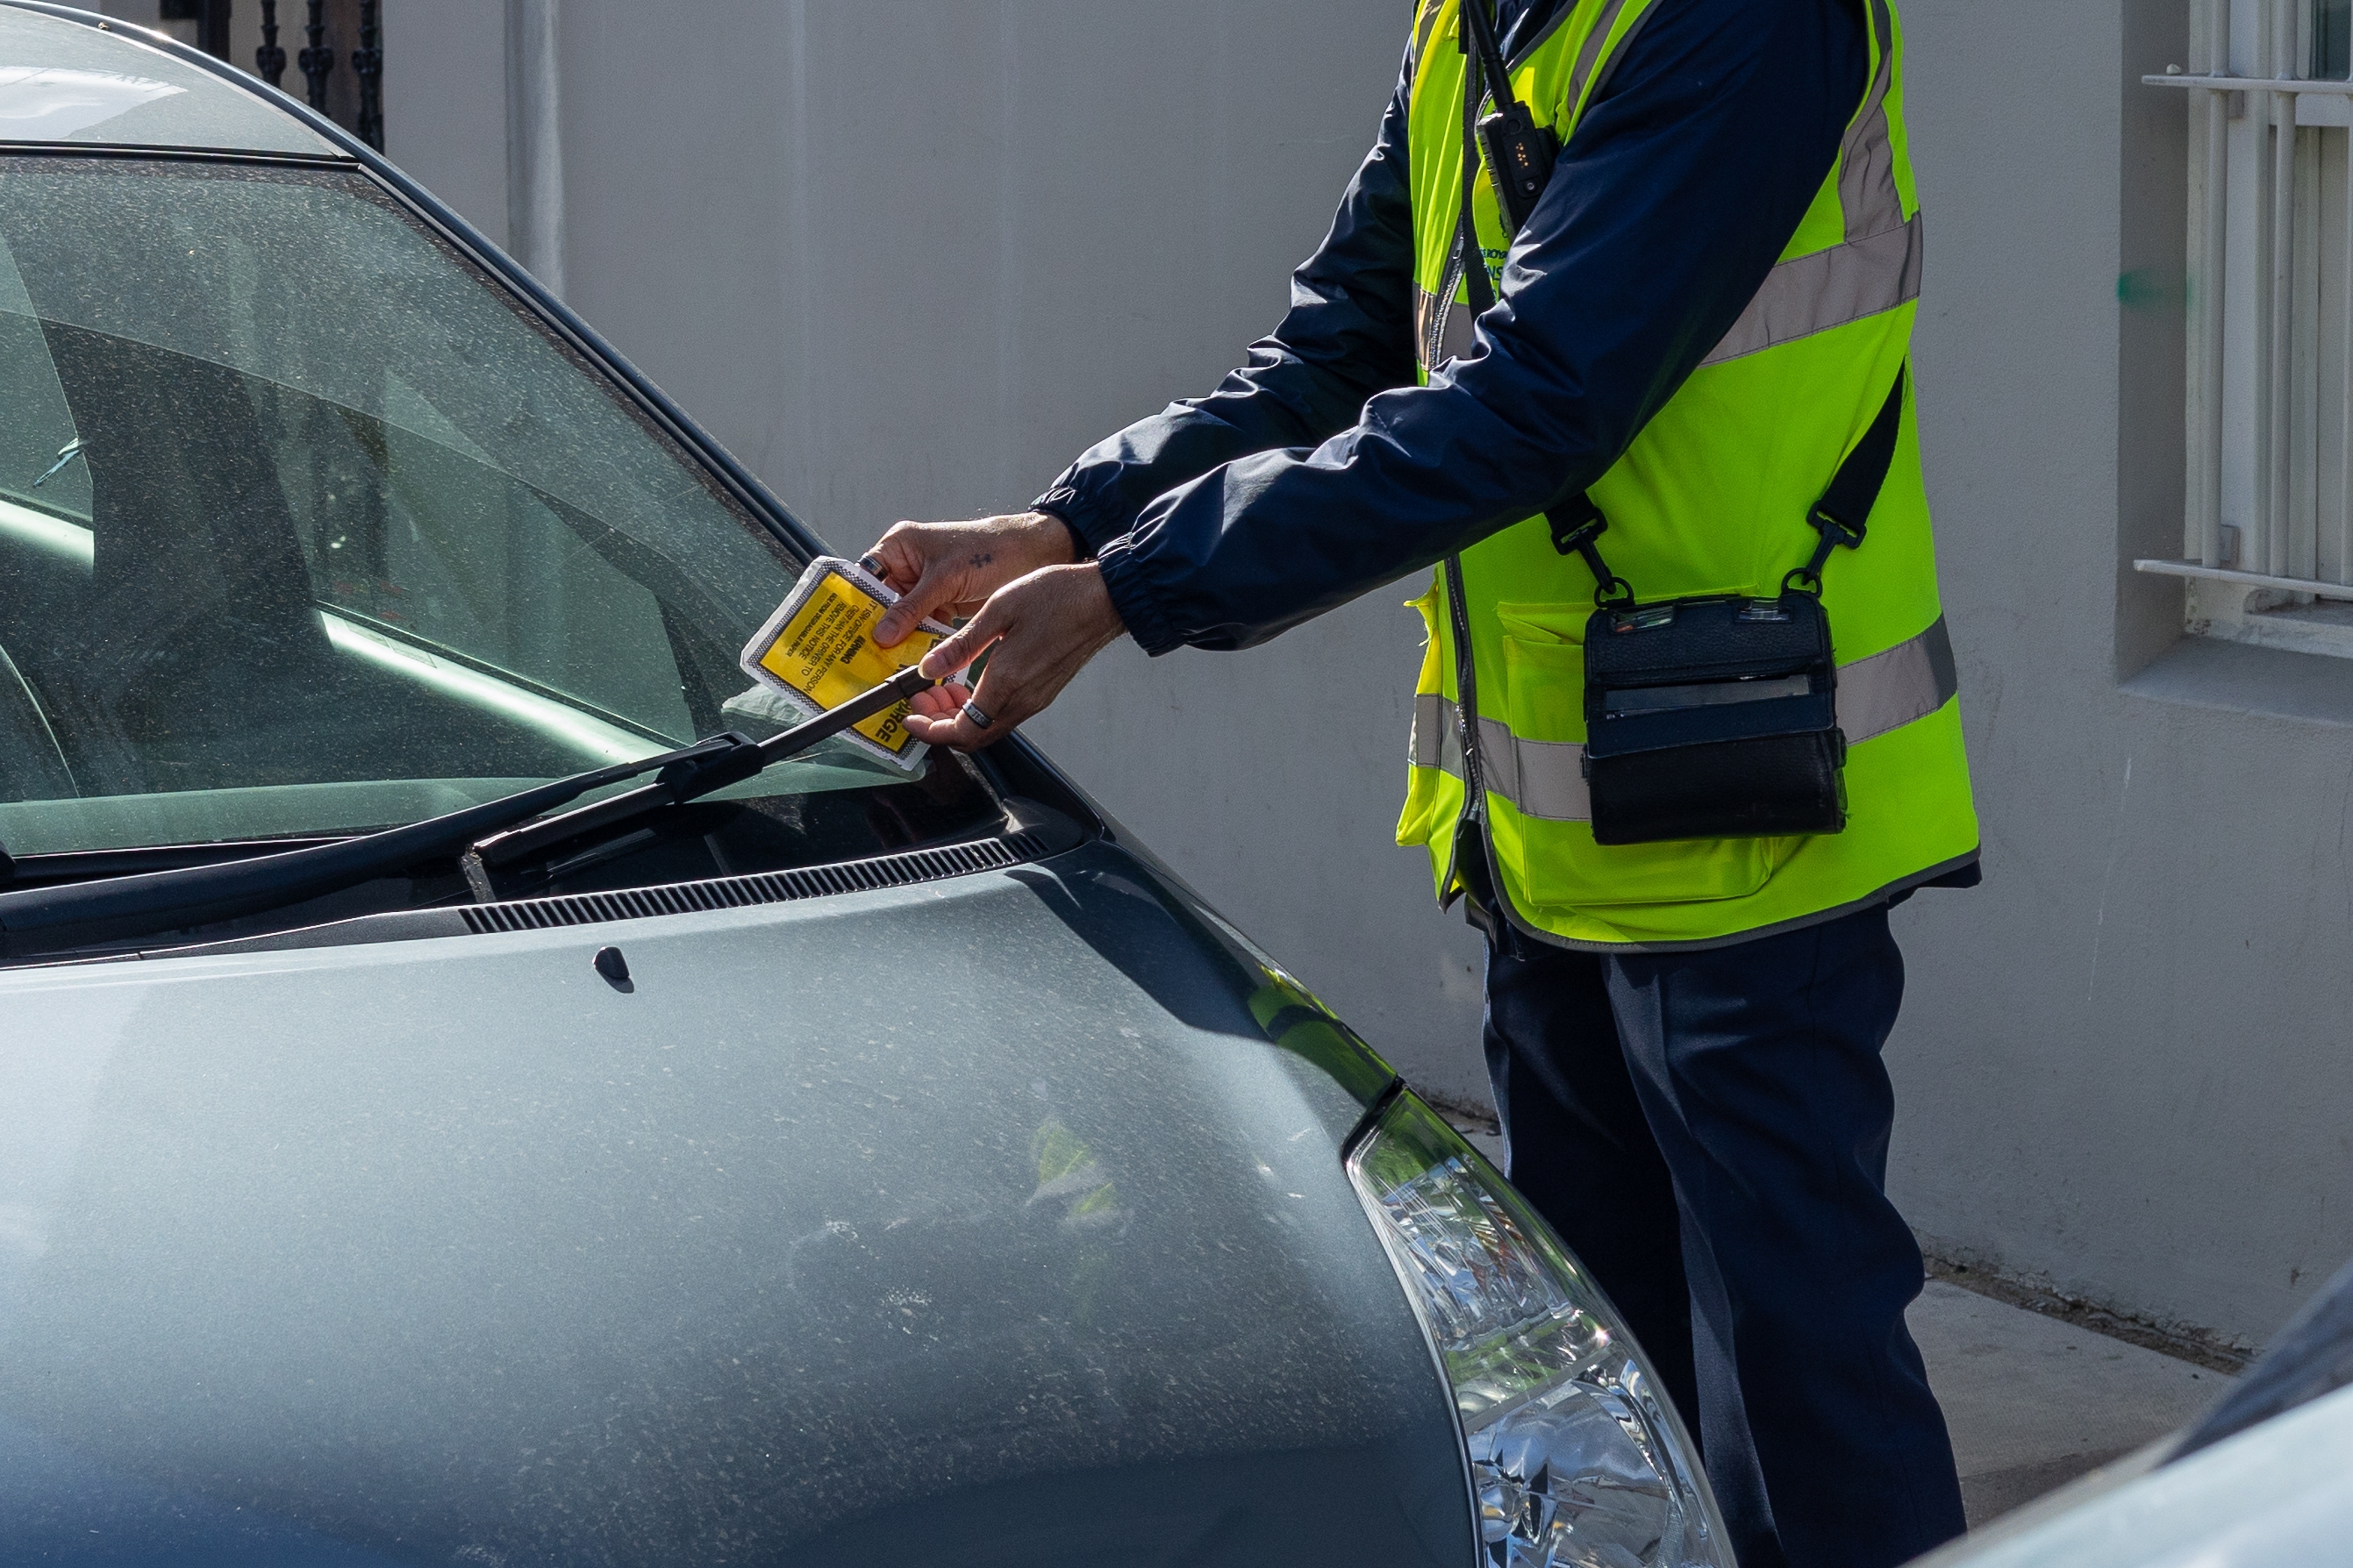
[1033,0,1867,655]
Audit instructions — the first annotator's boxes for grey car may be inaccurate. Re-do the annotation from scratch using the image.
[0,9,1727,1565]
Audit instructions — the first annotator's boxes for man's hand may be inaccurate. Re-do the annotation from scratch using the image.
[903,563,1126,750]
[864,511,1076,649]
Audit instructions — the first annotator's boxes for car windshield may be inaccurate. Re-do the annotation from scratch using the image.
[0,154,992,870]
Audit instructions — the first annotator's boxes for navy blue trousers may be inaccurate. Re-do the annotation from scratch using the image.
[1481,905,1965,1568]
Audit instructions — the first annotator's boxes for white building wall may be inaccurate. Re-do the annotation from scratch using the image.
[1896,0,2353,1351]
[389,0,1494,1112]
[384,0,2353,1346]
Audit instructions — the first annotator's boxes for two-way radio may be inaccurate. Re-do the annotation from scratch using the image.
[1457,0,1557,234]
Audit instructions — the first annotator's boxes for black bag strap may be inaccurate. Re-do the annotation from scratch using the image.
[1784,362,1908,594]
[1450,7,1906,608]
[1458,23,1494,316]
[1460,0,1558,234]
[1453,5,1621,604]
[1547,492,1631,606]
[1556,363,1911,605]
[1455,1,1560,318]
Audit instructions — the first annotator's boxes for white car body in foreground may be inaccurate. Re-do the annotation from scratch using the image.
[1916,1262,2353,1568]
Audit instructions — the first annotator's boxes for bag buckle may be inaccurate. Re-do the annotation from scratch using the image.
[1548,499,1635,607]
[1784,506,1868,598]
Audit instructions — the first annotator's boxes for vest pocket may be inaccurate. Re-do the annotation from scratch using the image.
[1396,581,1450,851]
[1497,610,1782,911]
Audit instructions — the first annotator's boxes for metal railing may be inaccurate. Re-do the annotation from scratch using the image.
[2142,0,2353,608]
[168,0,382,151]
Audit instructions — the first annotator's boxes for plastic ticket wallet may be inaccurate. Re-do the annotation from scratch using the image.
[738,557,952,773]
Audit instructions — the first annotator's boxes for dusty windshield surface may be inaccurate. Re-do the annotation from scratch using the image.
[0,156,958,861]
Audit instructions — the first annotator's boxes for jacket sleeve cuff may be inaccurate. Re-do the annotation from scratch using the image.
[1030,479,1133,560]
[1029,490,1095,562]
[1094,535,1184,657]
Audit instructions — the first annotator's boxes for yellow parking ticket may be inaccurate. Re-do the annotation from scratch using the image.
[738,558,950,770]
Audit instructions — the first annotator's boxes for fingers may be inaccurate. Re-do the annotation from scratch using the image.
[905,680,971,720]
[870,524,957,649]
[916,593,1009,682]
[873,575,948,649]
[862,513,1085,649]
[905,636,1086,750]
[901,564,1125,751]
[865,523,929,595]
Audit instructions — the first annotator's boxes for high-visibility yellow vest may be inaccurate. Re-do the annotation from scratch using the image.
[1395,0,1978,951]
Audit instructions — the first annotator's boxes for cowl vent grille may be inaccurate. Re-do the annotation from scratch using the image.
[460,833,1043,935]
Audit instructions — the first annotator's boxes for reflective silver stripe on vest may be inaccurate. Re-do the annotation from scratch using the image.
[1839,0,1902,242]
[1416,278,1479,374]
[1836,608,1958,744]
[1413,694,1603,820]
[1562,0,1638,109]
[1410,615,1958,822]
[1700,212,1922,367]
[1701,0,1917,367]
[1409,0,1448,78]
[1409,691,1453,771]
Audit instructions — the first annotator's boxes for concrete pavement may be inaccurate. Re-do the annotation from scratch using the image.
[1909,1278,2233,1527]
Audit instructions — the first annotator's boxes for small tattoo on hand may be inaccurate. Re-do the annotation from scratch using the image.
[969,552,994,568]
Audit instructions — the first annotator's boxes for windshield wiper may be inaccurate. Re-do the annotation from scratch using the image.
[0,668,935,960]
[0,732,757,958]
[461,666,938,887]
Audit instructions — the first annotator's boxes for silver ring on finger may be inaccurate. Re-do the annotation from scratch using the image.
[960,701,994,731]
[856,553,886,577]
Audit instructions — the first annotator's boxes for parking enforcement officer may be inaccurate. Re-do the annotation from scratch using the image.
[865,3,1980,1564]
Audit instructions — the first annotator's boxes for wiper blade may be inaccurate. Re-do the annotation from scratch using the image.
[463,666,937,883]
[0,667,939,960]
[0,729,764,959]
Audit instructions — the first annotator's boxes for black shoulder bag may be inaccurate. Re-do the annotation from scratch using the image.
[1452,0,1909,848]
[1553,370,1907,845]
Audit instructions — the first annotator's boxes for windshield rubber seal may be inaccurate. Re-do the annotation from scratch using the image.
[0,141,355,166]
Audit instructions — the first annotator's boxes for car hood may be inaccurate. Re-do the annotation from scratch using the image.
[0,843,1470,1567]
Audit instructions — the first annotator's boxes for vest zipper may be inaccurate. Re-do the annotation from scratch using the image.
[1441,22,1509,927]
[1428,243,1467,373]
[1439,552,1490,909]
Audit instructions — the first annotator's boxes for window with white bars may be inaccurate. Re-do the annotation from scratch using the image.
[2142,0,2353,657]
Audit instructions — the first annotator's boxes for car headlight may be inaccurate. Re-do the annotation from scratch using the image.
[1347,1091,1732,1568]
